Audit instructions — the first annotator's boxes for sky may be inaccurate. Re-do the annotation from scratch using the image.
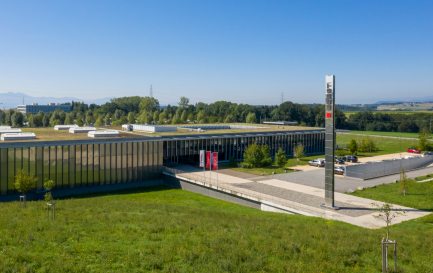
[0,0,432,105]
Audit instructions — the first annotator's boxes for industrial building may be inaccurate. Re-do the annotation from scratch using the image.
[16,103,72,114]
[0,129,324,196]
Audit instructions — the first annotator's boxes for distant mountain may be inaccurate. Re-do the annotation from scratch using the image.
[375,96,433,104]
[0,92,112,109]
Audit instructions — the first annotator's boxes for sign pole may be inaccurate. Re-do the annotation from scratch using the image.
[322,74,338,210]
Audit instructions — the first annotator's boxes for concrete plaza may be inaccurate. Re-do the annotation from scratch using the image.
[165,164,431,229]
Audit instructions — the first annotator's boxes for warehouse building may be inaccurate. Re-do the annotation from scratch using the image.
[0,129,324,195]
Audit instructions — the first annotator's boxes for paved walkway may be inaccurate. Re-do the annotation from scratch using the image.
[165,165,430,229]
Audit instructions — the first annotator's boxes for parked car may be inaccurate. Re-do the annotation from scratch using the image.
[334,166,345,175]
[407,147,421,154]
[344,155,358,163]
[335,157,345,165]
[308,158,325,167]
[423,151,433,156]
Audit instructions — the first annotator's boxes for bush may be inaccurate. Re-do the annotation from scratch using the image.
[348,139,358,155]
[275,147,287,167]
[14,170,37,195]
[242,144,272,168]
[359,138,378,152]
[293,143,305,161]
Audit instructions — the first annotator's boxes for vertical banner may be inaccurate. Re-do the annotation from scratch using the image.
[206,151,211,169]
[199,150,205,168]
[212,152,218,170]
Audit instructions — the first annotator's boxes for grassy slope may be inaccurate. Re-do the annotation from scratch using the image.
[351,180,433,211]
[0,187,432,273]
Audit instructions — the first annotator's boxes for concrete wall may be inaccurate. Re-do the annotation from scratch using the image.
[164,176,261,209]
[345,155,433,180]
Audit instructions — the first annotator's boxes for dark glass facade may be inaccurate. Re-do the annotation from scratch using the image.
[163,130,325,165]
[0,140,163,195]
[0,130,324,195]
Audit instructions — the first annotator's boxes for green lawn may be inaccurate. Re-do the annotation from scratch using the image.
[336,133,419,157]
[0,187,433,272]
[230,155,319,176]
[351,180,433,211]
[342,130,430,139]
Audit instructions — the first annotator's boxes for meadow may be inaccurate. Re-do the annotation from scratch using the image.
[351,179,433,211]
[0,186,432,273]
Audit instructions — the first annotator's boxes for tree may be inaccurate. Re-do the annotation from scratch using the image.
[399,168,409,196]
[418,128,430,151]
[246,112,256,123]
[373,202,404,241]
[359,138,378,153]
[178,96,190,108]
[275,147,287,167]
[43,179,55,202]
[242,144,272,168]
[14,170,37,205]
[64,113,72,125]
[127,112,136,124]
[294,143,305,162]
[348,139,358,155]
[11,112,24,127]
[180,110,188,123]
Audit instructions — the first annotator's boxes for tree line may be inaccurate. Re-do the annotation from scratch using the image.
[1,96,432,134]
[0,96,347,128]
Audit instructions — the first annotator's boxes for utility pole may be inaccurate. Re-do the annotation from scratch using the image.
[281,92,284,104]
[149,85,153,98]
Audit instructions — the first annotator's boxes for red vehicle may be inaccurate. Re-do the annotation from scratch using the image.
[407,147,421,154]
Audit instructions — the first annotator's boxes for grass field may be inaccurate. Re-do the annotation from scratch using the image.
[351,179,433,211]
[336,133,419,157]
[0,187,432,273]
[341,130,431,139]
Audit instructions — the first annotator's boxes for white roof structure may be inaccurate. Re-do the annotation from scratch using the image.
[88,130,120,138]
[0,126,12,130]
[1,132,36,141]
[0,128,22,134]
[54,124,79,130]
[69,127,96,134]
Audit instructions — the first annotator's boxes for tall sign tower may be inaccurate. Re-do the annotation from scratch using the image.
[324,75,336,208]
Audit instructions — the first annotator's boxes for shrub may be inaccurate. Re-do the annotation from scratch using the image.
[14,170,37,196]
[293,143,305,161]
[242,144,272,168]
[359,138,378,152]
[275,147,287,167]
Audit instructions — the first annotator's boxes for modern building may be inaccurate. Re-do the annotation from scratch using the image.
[17,103,72,114]
[0,129,324,196]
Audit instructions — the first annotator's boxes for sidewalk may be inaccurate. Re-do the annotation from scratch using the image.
[167,165,430,229]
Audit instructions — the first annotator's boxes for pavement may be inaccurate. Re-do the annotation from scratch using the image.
[165,164,431,229]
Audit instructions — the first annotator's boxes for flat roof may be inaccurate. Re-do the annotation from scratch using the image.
[0,126,324,148]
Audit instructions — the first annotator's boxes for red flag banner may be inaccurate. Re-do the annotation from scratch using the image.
[212,152,218,170]
[206,151,211,169]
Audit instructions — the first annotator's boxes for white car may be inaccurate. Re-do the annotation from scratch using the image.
[308,159,325,167]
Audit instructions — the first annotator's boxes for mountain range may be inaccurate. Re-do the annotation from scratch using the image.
[0,92,112,109]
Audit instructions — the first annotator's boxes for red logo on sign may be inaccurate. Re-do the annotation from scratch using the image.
[326,112,332,119]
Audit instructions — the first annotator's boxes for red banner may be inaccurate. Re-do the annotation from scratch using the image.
[206,151,211,169]
[212,152,218,170]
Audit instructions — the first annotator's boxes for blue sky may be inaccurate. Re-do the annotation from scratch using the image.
[0,0,432,105]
